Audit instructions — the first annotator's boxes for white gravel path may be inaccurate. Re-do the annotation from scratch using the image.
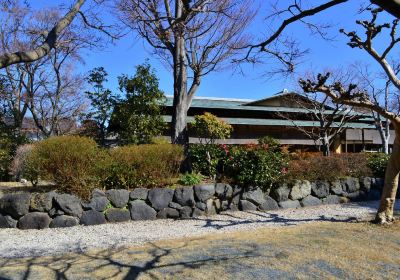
[0,201,398,259]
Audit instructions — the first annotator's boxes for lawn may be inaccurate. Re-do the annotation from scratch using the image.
[0,221,399,279]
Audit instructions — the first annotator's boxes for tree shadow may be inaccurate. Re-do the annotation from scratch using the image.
[0,238,261,280]
[196,200,400,230]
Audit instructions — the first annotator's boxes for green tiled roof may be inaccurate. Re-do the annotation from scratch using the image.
[163,96,373,120]
[162,115,375,129]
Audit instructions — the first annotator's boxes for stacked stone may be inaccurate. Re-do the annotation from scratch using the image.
[0,176,384,230]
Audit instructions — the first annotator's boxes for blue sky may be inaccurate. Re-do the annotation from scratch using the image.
[36,0,395,101]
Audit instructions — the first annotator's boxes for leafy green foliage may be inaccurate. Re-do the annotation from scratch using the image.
[225,143,289,191]
[191,112,232,145]
[101,144,184,189]
[109,62,166,144]
[189,113,232,178]
[24,136,102,198]
[189,144,227,178]
[367,153,389,178]
[178,172,204,186]
[85,67,119,145]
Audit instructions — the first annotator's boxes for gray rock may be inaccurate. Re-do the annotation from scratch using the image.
[221,200,230,211]
[82,196,109,212]
[271,183,290,202]
[129,200,157,220]
[345,191,361,200]
[324,195,341,204]
[30,192,55,212]
[54,194,83,218]
[80,210,106,226]
[0,214,17,228]
[300,196,322,207]
[106,189,129,208]
[330,181,344,195]
[105,208,131,223]
[18,212,51,229]
[168,202,183,210]
[229,204,239,211]
[290,180,311,200]
[194,184,215,202]
[242,187,265,206]
[205,199,217,215]
[231,185,243,205]
[192,208,205,217]
[279,200,301,209]
[215,183,233,200]
[129,188,148,200]
[311,181,330,198]
[92,189,106,198]
[258,196,279,211]
[360,177,372,192]
[239,200,257,211]
[179,206,193,219]
[148,188,174,211]
[195,202,207,211]
[174,187,195,207]
[48,208,65,217]
[341,177,360,193]
[157,208,180,219]
[50,215,79,228]
[0,193,31,219]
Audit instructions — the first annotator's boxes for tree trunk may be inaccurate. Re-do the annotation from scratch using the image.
[375,129,400,224]
[321,133,330,157]
[382,138,390,154]
[171,0,189,146]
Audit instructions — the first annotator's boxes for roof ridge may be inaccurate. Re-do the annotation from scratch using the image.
[165,95,254,102]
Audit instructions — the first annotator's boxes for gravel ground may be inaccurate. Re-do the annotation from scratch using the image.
[0,200,398,259]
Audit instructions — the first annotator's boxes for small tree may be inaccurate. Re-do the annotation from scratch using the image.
[191,112,233,145]
[85,67,118,146]
[190,112,232,178]
[277,91,358,156]
[109,62,165,145]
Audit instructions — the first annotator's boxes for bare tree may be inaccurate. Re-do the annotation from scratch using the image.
[116,0,254,147]
[0,5,90,138]
[0,0,120,69]
[0,0,86,68]
[299,7,400,224]
[353,63,400,154]
[241,0,349,74]
[277,91,357,156]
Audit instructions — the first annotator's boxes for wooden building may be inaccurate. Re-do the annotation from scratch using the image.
[163,92,395,153]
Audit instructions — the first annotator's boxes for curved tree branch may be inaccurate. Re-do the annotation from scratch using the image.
[0,0,86,69]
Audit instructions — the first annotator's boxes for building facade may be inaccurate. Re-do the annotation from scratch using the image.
[163,92,394,153]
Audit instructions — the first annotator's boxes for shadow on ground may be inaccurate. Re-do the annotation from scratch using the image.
[1,217,399,280]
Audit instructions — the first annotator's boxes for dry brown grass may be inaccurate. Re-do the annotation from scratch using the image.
[0,221,399,279]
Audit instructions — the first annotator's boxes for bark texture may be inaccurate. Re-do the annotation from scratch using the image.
[375,125,400,224]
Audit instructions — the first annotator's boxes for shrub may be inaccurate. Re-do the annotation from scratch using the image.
[189,144,227,178]
[225,143,289,191]
[285,153,373,182]
[190,113,232,179]
[190,112,233,144]
[178,173,204,186]
[9,144,34,181]
[367,153,389,178]
[101,144,183,189]
[24,136,102,198]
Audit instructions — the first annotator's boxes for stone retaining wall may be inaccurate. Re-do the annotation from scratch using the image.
[0,177,384,230]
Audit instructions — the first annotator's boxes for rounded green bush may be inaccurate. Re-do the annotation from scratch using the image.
[25,136,102,198]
